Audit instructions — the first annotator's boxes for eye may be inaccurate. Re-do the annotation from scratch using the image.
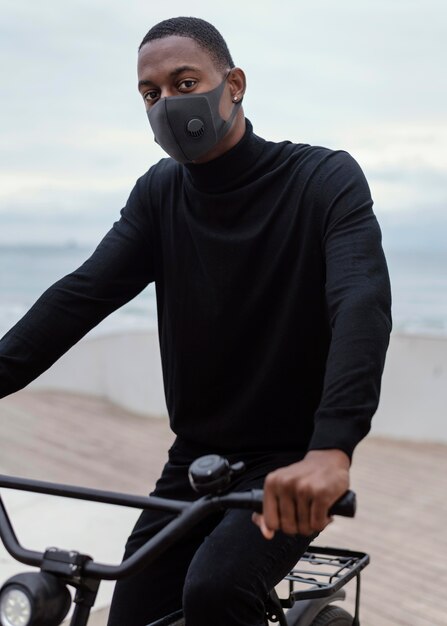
[143,89,160,103]
[178,79,197,92]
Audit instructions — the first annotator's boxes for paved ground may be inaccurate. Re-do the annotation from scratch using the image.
[0,390,446,626]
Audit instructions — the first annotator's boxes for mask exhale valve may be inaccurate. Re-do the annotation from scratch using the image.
[186,118,205,137]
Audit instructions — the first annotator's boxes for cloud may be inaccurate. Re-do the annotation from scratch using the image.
[0,0,446,244]
[340,123,447,215]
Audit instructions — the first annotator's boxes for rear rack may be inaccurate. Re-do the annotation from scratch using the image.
[282,545,369,605]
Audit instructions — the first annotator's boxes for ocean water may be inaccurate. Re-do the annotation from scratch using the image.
[0,244,157,339]
[385,248,447,336]
[0,244,446,339]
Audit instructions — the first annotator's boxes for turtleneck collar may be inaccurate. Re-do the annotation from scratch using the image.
[184,119,266,193]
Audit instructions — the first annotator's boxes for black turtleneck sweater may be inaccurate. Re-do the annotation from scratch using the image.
[0,121,391,458]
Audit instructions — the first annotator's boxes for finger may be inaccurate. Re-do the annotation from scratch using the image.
[295,493,312,536]
[251,513,275,539]
[263,475,281,532]
[277,494,299,535]
[310,497,332,532]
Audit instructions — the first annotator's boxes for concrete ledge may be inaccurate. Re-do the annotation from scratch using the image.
[372,332,447,441]
[29,330,447,442]
[30,331,167,418]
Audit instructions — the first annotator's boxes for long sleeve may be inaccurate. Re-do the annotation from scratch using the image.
[0,176,154,398]
[308,152,392,458]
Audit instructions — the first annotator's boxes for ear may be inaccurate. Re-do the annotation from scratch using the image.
[228,67,246,103]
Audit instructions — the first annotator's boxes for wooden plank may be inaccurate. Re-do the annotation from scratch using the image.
[1,390,446,626]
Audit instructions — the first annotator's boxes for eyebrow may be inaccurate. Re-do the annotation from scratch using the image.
[170,65,201,77]
[138,65,201,91]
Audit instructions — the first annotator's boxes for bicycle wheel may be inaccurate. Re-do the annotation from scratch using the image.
[309,605,353,625]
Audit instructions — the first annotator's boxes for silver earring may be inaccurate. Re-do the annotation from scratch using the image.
[233,97,238,102]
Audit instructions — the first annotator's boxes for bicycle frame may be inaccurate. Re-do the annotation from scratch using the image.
[0,473,265,626]
[0,469,358,626]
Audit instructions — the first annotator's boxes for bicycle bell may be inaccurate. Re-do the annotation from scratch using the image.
[188,455,245,494]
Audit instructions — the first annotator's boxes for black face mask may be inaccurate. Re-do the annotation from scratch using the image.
[147,76,241,164]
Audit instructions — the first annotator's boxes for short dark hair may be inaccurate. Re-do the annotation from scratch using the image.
[139,16,235,72]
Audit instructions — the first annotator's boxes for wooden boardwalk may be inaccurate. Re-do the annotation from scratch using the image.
[1,390,446,626]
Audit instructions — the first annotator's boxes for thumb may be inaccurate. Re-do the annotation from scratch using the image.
[252,513,275,540]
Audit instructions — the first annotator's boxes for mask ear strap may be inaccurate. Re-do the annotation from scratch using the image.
[221,98,242,135]
[214,69,243,137]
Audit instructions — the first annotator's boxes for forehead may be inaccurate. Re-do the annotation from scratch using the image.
[137,35,219,82]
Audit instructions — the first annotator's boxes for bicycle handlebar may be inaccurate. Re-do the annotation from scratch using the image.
[0,474,355,582]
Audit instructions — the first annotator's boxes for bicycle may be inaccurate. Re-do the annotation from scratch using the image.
[0,455,368,626]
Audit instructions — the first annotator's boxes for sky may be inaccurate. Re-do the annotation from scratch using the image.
[0,0,446,250]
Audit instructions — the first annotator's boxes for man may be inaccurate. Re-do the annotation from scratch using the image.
[0,16,392,626]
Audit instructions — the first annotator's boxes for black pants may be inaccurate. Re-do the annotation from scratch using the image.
[107,443,313,626]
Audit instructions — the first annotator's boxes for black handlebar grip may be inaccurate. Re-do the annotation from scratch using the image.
[328,490,356,518]
[250,489,356,517]
[250,489,264,514]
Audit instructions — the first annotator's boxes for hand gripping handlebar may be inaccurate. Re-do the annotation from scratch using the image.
[0,458,355,582]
